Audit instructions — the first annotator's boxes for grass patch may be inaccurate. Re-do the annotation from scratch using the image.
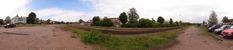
[100,29,180,50]
[198,26,222,41]
[64,25,183,50]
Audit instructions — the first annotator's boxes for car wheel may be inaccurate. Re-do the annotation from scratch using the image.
[208,30,212,32]
[223,36,229,39]
[216,31,221,35]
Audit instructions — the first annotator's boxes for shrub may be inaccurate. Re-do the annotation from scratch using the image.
[121,22,139,28]
[159,22,177,27]
[92,16,100,25]
[94,17,114,27]
[138,18,155,28]
[81,30,102,44]
[121,18,179,28]
[95,20,114,27]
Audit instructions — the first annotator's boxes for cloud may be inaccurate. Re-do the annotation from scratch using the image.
[35,8,86,22]
[0,0,30,19]
[82,0,233,23]
[9,0,233,23]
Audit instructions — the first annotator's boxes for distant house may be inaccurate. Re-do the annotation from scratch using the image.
[80,20,92,26]
[109,18,121,27]
[224,19,233,24]
[11,15,27,24]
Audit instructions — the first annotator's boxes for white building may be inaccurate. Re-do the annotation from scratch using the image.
[11,15,27,24]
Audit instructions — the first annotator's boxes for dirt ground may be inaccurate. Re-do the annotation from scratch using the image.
[0,25,93,50]
[2,25,233,50]
[164,26,233,50]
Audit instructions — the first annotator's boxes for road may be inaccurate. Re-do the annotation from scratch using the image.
[0,25,93,50]
[164,26,232,50]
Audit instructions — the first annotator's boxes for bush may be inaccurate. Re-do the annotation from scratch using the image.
[121,22,139,28]
[95,21,114,27]
[138,18,155,28]
[92,16,101,25]
[121,18,156,28]
[94,17,114,27]
[81,30,102,44]
[121,18,179,28]
[159,23,177,27]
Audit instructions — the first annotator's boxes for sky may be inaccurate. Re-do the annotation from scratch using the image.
[0,0,233,23]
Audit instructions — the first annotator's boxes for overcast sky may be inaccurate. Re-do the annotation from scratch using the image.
[0,0,232,23]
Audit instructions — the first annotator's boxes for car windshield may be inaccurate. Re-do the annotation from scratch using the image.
[218,25,225,29]
[215,25,222,28]
[230,26,233,29]
[224,25,231,29]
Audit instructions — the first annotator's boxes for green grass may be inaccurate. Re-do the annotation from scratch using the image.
[99,29,180,50]
[66,25,183,50]
[199,26,211,36]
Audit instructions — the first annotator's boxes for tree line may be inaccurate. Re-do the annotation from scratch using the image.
[90,8,183,28]
[207,11,232,25]
[0,12,74,25]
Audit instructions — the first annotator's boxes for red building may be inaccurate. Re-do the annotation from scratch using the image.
[109,18,121,27]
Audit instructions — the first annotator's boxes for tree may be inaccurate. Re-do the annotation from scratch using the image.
[128,8,139,23]
[208,11,218,25]
[222,16,228,23]
[179,20,182,25]
[169,18,173,24]
[152,18,156,22]
[27,12,37,24]
[35,18,40,24]
[175,21,179,25]
[119,12,128,24]
[46,19,51,24]
[79,19,84,23]
[40,19,44,24]
[5,16,11,24]
[203,21,207,25]
[92,16,100,25]
[157,16,165,24]
[95,17,114,27]
[0,19,4,25]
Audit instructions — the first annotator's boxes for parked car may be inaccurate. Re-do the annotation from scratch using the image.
[214,25,231,35]
[213,25,232,35]
[4,24,16,28]
[208,25,216,30]
[208,24,222,32]
[221,29,233,39]
[208,25,214,28]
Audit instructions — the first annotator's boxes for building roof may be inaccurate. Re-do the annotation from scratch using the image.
[227,19,233,22]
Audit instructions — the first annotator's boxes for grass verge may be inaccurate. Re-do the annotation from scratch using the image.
[198,26,223,41]
[62,25,184,50]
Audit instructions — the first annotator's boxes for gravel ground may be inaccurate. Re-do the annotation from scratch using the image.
[0,25,93,50]
[163,26,233,50]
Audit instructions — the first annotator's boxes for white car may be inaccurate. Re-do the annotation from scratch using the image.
[213,25,232,34]
[208,25,216,30]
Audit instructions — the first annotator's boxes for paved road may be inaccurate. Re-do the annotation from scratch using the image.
[0,25,93,50]
[164,26,232,50]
